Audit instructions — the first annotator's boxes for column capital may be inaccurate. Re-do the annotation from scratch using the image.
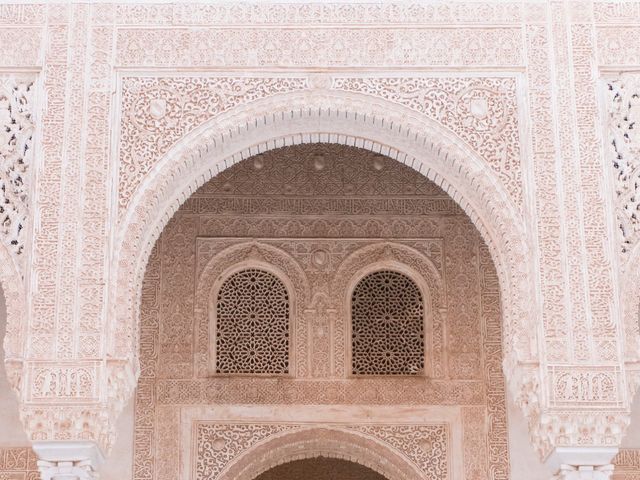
[33,441,104,480]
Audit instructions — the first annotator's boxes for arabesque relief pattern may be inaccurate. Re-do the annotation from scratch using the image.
[612,449,640,480]
[119,75,521,214]
[195,422,448,480]
[134,145,509,480]
[0,2,635,473]
[0,447,39,480]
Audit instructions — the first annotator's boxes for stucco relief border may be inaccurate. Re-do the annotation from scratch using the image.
[179,404,463,480]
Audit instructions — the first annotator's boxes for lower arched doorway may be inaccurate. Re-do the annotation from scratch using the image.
[254,457,386,480]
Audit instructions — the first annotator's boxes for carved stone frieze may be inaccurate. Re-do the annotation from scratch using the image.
[116,28,522,68]
[113,3,525,26]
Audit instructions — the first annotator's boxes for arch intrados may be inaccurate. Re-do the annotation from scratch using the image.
[218,427,422,480]
[113,91,537,403]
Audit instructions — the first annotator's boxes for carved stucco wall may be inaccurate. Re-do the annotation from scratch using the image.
[132,144,508,480]
[0,1,638,475]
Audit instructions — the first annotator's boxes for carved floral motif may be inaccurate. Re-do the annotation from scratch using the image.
[118,76,309,214]
[332,76,522,205]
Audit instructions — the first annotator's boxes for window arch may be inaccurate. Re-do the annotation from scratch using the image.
[215,268,290,374]
[351,270,425,375]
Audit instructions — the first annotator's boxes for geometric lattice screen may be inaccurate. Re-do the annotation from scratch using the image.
[215,268,290,374]
[351,270,424,375]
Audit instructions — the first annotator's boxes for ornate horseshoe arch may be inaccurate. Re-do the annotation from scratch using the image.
[111,89,539,423]
[217,427,424,480]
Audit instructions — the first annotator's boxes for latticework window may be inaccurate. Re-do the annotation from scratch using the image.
[351,270,424,375]
[215,268,290,374]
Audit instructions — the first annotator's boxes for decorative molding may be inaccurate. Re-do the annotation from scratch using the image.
[112,3,525,26]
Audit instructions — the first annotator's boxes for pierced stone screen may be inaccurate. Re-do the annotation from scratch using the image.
[216,269,290,374]
[351,270,424,375]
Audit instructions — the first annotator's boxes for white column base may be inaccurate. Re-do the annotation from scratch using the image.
[546,447,618,480]
[33,441,104,480]
[554,464,614,480]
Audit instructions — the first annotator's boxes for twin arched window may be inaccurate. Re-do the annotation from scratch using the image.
[214,268,424,376]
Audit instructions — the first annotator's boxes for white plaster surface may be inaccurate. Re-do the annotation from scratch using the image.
[622,394,640,448]
[0,287,29,446]
[506,392,554,479]
[101,396,134,479]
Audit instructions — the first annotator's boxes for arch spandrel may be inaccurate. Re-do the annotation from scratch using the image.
[110,89,539,442]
